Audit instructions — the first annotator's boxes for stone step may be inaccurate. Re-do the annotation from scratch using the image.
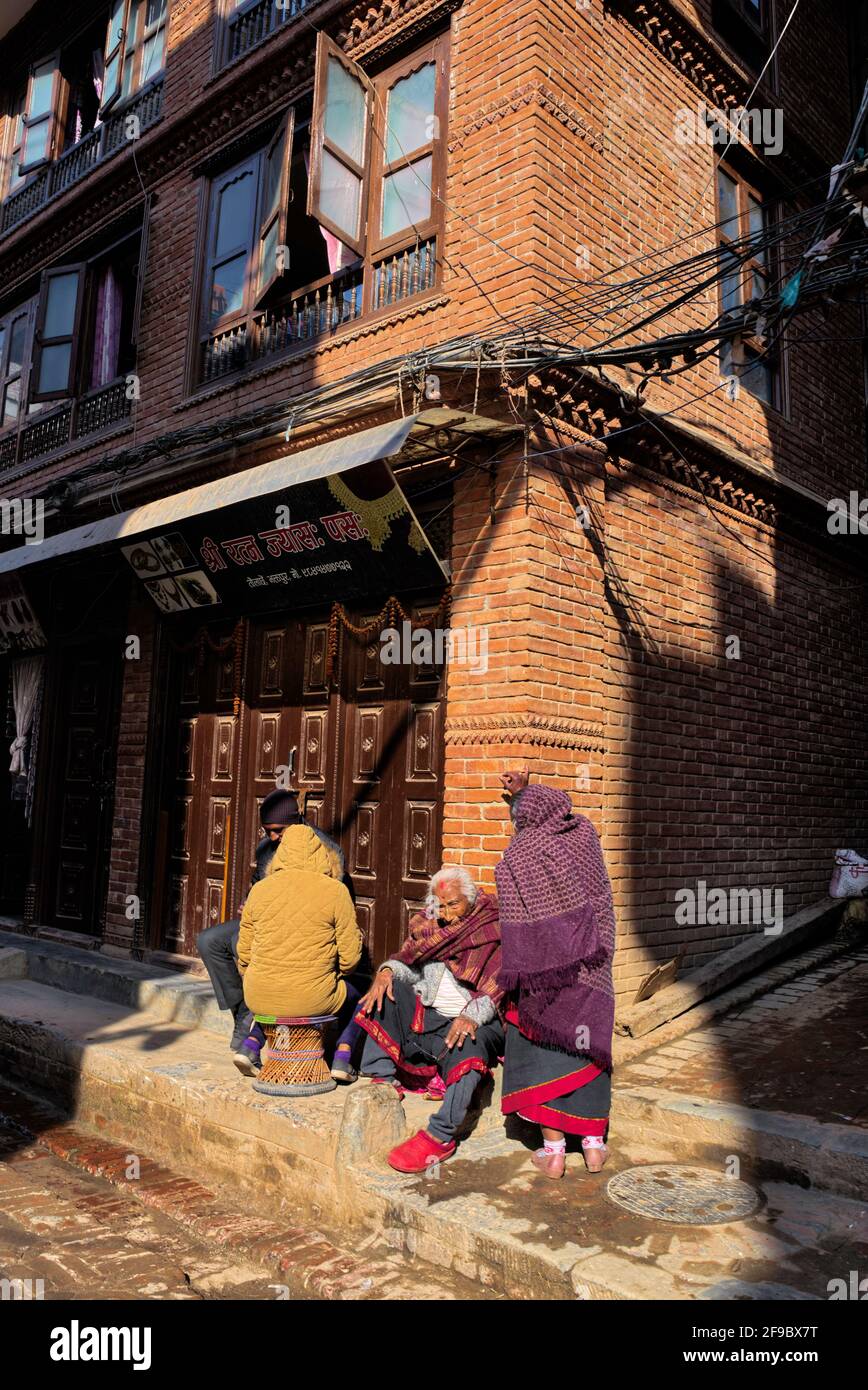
[1,973,865,1300]
[614,1084,868,1203]
[0,931,228,1038]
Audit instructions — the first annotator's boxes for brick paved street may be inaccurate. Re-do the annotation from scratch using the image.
[619,947,868,1125]
[0,1118,282,1300]
[0,1082,501,1301]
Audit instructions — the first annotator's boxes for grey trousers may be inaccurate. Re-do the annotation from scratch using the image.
[196,918,243,1012]
[360,985,503,1144]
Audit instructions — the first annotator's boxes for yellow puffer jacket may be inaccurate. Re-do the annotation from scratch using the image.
[237,824,362,1019]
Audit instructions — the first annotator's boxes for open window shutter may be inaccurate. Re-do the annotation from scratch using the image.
[254,111,295,308]
[307,33,372,257]
[101,0,132,115]
[131,194,152,346]
[31,264,86,402]
[19,53,62,174]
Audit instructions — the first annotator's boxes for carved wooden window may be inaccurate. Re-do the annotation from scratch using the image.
[716,166,780,408]
[1,86,26,196]
[308,32,448,273]
[0,303,35,430]
[0,219,147,427]
[196,34,449,384]
[103,0,169,113]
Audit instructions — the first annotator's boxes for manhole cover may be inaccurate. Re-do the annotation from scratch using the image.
[606,1165,760,1225]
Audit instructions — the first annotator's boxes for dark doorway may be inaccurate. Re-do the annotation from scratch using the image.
[41,639,121,935]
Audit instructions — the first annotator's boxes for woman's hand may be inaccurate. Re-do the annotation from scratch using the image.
[501,769,529,798]
[445,1015,478,1050]
[358,968,394,1015]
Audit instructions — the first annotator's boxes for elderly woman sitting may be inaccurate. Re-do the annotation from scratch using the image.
[356,865,504,1174]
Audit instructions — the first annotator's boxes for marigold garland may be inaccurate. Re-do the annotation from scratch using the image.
[326,589,452,681]
[170,617,245,716]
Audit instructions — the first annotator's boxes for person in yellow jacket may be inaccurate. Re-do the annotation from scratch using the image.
[236,823,364,1074]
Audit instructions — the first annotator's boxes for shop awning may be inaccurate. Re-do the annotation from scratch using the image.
[0,416,418,577]
[0,415,451,621]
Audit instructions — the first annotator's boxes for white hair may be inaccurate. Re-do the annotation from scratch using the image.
[424,864,478,919]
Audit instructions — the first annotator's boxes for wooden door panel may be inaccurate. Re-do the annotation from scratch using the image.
[160,608,444,963]
[300,708,328,784]
[406,702,440,781]
[304,624,331,695]
[404,799,438,879]
[45,642,120,936]
[164,624,245,953]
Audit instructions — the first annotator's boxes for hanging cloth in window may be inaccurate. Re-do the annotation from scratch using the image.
[90,262,123,389]
[92,48,105,124]
[9,653,44,779]
[303,146,357,275]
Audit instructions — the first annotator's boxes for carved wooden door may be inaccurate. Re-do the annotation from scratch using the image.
[233,616,336,889]
[334,614,444,965]
[161,611,444,963]
[164,626,244,954]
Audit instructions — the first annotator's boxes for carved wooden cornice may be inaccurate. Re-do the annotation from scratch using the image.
[523,366,836,534]
[449,81,604,153]
[605,0,822,186]
[445,713,605,751]
[339,0,461,59]
[618,439,777,526]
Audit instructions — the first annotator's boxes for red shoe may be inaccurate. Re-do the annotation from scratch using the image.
[387,1129,456,1173]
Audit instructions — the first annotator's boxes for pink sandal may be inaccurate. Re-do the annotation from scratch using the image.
[581,1135,609,1172]
[531,1146,566,1179]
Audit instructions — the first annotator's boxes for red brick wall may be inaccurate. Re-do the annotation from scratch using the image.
[0,0,863,993]
[102,591,157,952]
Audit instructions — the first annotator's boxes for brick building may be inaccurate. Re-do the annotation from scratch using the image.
[0,0,864,997]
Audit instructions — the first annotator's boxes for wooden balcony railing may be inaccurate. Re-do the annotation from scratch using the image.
[202,261,365,383]
[0,379,132,472]
[0,79,164,239]
[224,0,312,68]
[201,239,437,384]
[373,238,437,311]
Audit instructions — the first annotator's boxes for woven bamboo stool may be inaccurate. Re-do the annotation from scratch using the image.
[252,1014,337,1096]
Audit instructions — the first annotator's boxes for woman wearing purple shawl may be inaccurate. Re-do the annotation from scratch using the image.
[496,773,615,1178]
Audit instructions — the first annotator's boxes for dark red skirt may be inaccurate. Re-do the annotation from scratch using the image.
[501,1008,610,1138]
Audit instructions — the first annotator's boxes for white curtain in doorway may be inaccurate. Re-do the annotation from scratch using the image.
[9,654,44,778]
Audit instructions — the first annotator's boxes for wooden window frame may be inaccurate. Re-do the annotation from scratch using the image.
[0,213,147,455]
[367,42,447,261]
[200,154,261,339]
[2,86,27,198]
[307,34,448,312]
[308,33,373,256]
[101,0,133,116]
[31,264,88,403]
[0,301,36,435]
[716,164,781,409]
[116,0,170,109]
[195,34,449,386]
[19,52,65,176]
[737,0,768,37]
[254,111,296,307]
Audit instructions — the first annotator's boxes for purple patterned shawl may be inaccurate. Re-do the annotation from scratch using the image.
[495,785,615,1071]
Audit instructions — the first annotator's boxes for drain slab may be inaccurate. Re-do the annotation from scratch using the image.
[606,1164,760,1225]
